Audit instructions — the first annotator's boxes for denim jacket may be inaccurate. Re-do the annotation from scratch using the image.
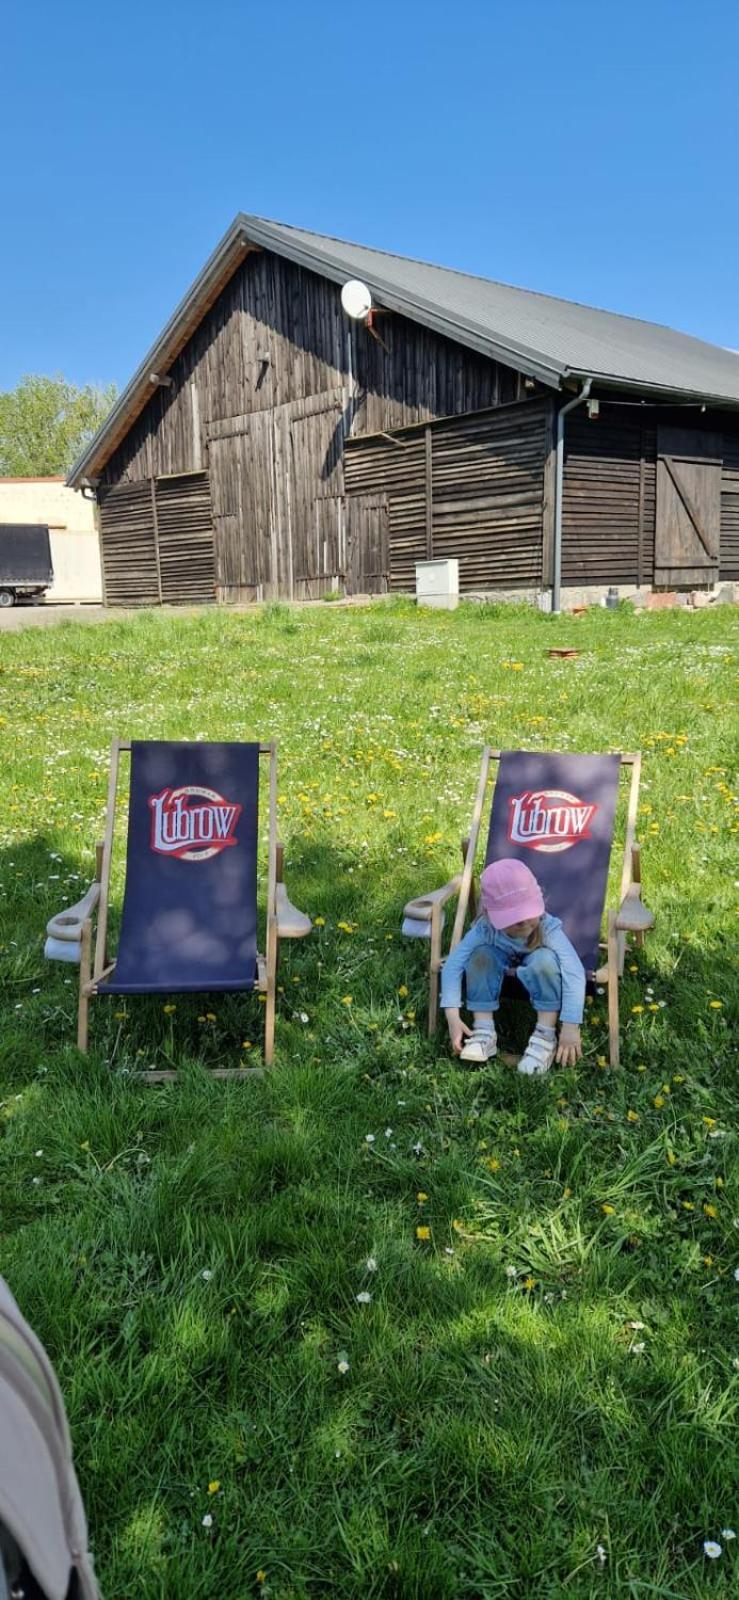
[440,911,586,1024]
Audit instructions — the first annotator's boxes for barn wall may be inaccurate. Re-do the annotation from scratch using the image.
[99,250,529,601]
[102,251,526,487]
[561,410,656,585]
[562,404,739,586]
[344,399,552,592]
[720,435,739,578]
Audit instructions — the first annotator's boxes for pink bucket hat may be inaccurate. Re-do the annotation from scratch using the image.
[480,858,545,930]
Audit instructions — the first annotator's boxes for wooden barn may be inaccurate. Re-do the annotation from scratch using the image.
[68,214,739,607]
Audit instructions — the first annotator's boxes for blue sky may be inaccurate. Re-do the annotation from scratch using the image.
[3,0,738,392]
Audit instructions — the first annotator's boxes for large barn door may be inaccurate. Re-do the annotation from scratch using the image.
[208,419,276,599]
[655,428,721,586]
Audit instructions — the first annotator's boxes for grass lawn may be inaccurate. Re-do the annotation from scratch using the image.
[1,598,737,1599]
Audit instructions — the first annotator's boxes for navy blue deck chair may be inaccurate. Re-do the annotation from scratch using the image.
[402,749,653,1066]
[45,740,311,1073]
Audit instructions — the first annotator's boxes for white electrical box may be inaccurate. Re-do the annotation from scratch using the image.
[415,558,460,609]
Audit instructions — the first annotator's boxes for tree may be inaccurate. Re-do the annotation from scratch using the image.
[0,374,118,477]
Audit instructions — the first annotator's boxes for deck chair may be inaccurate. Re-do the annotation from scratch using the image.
[44,740,311,1074]
[0,1275,100,1600]
[402,749,653,1066]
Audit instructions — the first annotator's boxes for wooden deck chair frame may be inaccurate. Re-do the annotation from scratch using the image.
[49,739,310,1078]
[404,748,653,1067]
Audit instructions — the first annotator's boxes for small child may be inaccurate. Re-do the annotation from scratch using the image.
[441,858,585,1074]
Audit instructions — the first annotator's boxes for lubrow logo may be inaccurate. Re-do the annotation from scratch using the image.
[149,786,242,861]
[508,789,598,853]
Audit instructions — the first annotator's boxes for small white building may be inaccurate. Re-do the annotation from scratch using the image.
[0,478,102,602]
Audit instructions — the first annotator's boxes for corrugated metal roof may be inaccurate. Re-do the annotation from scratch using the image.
[250,215,739,404]
[68,213,739,486]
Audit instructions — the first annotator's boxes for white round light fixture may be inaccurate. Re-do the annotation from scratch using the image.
[340,279,373,320]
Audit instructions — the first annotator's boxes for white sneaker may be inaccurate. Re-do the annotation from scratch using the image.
[460,1025,498,1063]
[517,1030,557,1076]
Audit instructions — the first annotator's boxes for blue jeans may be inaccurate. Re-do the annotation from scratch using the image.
[465,944,562,1015]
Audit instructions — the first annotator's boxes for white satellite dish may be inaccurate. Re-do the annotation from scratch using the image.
[341,279,373,321]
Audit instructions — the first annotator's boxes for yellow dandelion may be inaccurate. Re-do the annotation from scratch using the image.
[163,1003,177,1015]
[626,1110,640,1123]
[257,1574,267,1587]
[483,1156,501,1172]
[313,916,325,927]
[653,1095,665,1109]
[702,1116,716,1127]
[416,1225,431,1241]
[207,1481,220,1495]
[342,995,353,1006]
[397,985,408,998]
[666,1151,677,1166]
[681,1200,694,1211]
[631,1005,644,1015]
[522,1275,537,1290]
[601,1203,616,1215]
[416,1191,428,1203]
[206,1012,216,1022]
[708,1000,723,1009]
[703,1203,718,1218]
[703,1254,714,1267]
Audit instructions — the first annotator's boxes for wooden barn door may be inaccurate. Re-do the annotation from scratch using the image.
[345,494,389,594]
[655,428,722,586]
[209,418,277,599]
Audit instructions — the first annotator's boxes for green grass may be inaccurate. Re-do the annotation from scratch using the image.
[0,598,737,1598]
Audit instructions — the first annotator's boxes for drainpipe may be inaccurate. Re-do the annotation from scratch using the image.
[552,377,592,614]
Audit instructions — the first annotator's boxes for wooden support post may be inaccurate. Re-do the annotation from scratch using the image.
[95,741,121,981]
[607,911,620,1067]
[428,902,442,1035]
[78,920,92,1054]
[631,841,645,948]
[450,749,493,951]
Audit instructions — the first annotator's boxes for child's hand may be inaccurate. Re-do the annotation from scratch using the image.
[446,1011,472,1055]
[556,1023,582,1066]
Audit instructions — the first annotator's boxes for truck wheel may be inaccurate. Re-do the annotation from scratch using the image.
[0,589,15,609]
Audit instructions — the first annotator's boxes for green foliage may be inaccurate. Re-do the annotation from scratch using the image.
[0,373,117,476]
[0,600,737,1597]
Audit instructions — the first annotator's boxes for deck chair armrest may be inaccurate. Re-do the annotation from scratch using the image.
[275,881,312,939]
[403,876,464,923]
[615,885,654,934]
[46,881,101,943]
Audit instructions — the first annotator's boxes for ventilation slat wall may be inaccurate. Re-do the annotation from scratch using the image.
[97,474,215,606]
[155,473,215,603]
[562,413,656,583]
[430,408,547,588]
[720,437,739,578]
[97,481,159,605]
[344,400,549,592]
